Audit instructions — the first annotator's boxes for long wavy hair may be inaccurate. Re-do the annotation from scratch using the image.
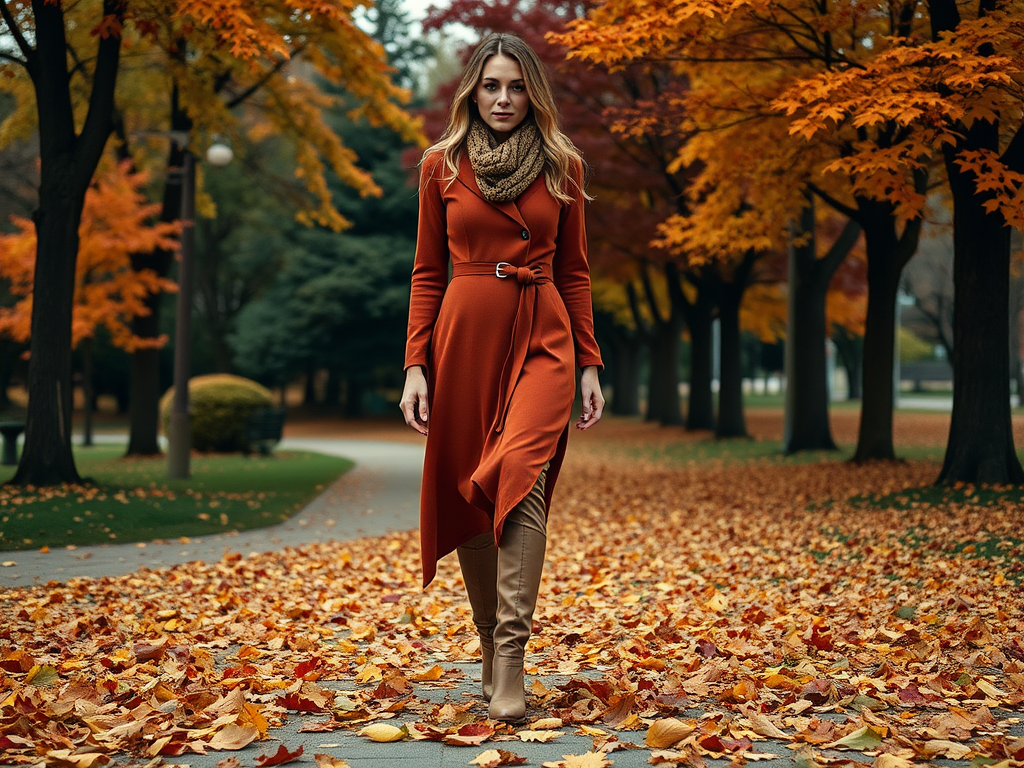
[424,33,590,204]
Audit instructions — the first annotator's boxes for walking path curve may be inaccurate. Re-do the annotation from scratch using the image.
[0,438,425,588]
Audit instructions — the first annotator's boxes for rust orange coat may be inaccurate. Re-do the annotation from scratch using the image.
[405,150,602,587]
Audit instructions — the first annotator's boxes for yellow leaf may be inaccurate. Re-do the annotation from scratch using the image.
[518,729,562,742]
[358,723,407,742]
[646,717,696,748]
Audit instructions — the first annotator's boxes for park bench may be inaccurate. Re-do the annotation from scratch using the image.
[243,408,286,456]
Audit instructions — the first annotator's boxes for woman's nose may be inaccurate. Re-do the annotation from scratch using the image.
[497,89,511,105]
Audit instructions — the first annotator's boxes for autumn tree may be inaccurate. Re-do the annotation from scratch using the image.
[0,160,179,444]
[778,0,1024,481]
[557,0,954,460]
[0,0,421,481]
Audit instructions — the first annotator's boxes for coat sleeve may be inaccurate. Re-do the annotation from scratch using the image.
[553,158,603,372]
[404,152,450,371]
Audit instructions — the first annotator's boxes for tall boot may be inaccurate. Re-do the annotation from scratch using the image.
[457,532,498,700]
[489,466,548,723]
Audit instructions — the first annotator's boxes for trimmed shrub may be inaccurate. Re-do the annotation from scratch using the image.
[160,374,274,452]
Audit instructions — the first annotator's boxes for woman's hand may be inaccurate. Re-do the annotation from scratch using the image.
[575,366,605,431]
[400,366,430,436]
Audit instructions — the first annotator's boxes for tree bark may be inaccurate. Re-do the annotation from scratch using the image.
[784,201,861,452]
[81,337,94,447]
[833,328,863,400]
[596,313,644,416]
[928,0,1024,484]
[10,0,123,486]
[674,269,717,432]
[852,198,920,462]
[637,263,684,426]
[717,253,757,438]
[126,86,189,456]
[937,119,1024,483]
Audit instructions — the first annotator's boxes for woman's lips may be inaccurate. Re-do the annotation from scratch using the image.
[493,112,513,119]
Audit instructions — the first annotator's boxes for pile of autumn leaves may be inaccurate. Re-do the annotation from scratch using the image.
[1,434,1023,767]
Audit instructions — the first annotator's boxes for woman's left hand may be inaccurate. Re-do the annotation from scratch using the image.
[576,366,605,430]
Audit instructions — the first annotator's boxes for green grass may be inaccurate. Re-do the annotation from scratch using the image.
[620,437,957,467]
[0,447,353,551]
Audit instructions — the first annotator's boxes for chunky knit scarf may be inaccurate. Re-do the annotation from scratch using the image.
[466,119,545,203]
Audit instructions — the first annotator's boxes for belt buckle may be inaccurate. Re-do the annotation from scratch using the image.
[495,262,512,279]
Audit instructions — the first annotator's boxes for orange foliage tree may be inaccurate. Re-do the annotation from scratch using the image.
[0,0,421,483]
[555,0,1022,472]
[0,161,178,352]
[773,0,1024,480]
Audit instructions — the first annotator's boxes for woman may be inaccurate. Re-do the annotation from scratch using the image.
[400,32,604,723]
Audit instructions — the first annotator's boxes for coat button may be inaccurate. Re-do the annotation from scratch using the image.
[521,230,530,240]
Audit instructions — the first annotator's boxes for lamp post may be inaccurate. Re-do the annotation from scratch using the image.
[167,138,233,479]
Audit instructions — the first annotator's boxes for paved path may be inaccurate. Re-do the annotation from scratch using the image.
[0,438,425,587]
[0,437,685,767]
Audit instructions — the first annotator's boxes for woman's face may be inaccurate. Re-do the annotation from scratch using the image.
[473,54,530,141]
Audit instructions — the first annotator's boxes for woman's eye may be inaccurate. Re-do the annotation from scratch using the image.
[512,85,525,92]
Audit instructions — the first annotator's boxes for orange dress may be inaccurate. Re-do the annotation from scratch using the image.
[405,151,603,587]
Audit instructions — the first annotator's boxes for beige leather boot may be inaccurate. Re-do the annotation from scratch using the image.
[457,532,498,700]
[488,467,548,722]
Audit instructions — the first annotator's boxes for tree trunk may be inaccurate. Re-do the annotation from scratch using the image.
[938,120,1024,483]
[13,189,85,484]
[784,203,860,452]
[610,336,643,417]
[716,277,748,438]
[638,263,684,426]
[682,291,715,431]
[11,0,123,485]
[853,206,905,462]
[126,85,189,456]
[833,328,863,400]
[647,318,685,425]
[597,314,644,417]
[82,337,94,447]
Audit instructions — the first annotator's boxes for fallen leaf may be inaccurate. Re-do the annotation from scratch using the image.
[470,749,528,767]
[313,755,351,768]
[646,717,696,748]
[208,724,258,751]
[541,752,613,768]
[519,729,563,742]
[358,723,408,742]
[254,744,304,766]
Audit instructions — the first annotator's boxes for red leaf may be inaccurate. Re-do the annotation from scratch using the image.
[295,657,322,679]
[255,744,304,766]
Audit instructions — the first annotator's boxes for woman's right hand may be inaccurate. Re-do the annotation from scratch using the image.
[400,366,430,436]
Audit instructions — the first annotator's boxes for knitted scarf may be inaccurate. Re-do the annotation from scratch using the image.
[466,118,545,203]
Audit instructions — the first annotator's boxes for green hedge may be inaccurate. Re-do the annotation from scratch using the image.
[161,374,274,452]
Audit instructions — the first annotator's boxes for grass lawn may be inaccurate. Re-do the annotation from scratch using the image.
[0,447,353,551]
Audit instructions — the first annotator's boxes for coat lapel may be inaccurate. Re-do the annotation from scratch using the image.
[457,153,529,230]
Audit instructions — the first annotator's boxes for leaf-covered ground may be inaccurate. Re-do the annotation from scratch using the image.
[2,414,1023,767]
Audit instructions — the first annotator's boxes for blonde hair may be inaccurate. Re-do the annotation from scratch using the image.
[424,32,590,204]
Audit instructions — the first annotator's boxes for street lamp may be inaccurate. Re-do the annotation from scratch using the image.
[167,137,233,480]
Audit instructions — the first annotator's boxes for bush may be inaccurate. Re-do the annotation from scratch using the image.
[160,374,274,452]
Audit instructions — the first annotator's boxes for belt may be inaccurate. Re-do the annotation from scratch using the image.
[451,261,554,433]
